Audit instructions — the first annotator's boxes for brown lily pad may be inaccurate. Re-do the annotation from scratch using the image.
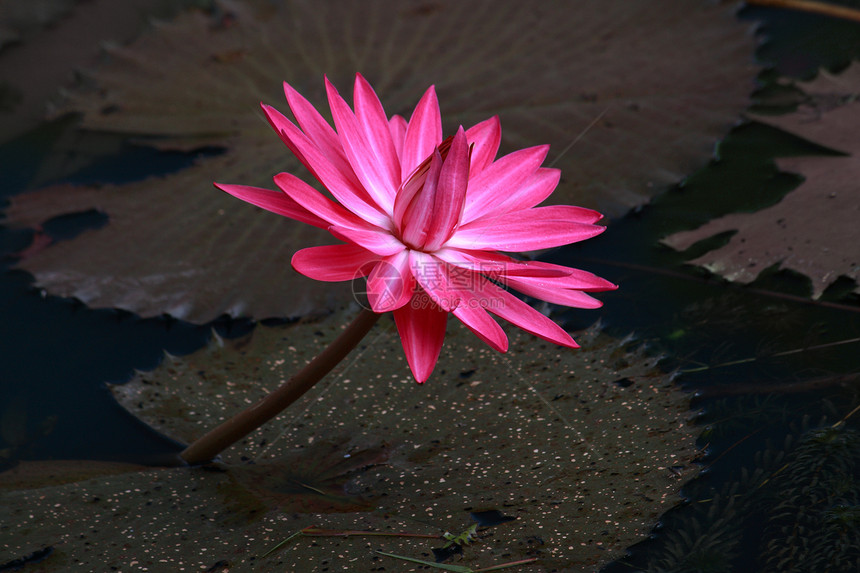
[663,63,860,298]
[5,0,756,322]
[38,308,698,571]
[0,459,147,490]
[7,158,349,319]
[0,0,205,144]
[223,437,390,515]
[2,311,698,571]
[0,0,74,52]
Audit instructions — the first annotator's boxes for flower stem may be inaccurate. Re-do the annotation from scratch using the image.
[179,308,381,465]
[745,0,860,24]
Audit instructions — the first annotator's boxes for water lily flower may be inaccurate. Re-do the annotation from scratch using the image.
[217,74,616,383]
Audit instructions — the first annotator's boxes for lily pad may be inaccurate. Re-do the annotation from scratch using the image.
[0,0,75,52]
[6,0,757,322]
[0,0,205,144]
[663,63,860,299]
[6,160,349,319]
[0,308,698,571]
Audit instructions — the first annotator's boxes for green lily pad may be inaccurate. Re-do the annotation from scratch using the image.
[0,310,698,571]
[6,0,757,322]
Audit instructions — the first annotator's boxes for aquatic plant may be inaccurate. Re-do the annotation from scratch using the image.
[760,426,860,572]
[182,76,614,463]
[218,74,615,382]
[628,403,860,573]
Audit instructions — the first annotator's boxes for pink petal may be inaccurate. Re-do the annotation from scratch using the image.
[479,281,579,348]
[366,249,415,312]
[505,278,605,309]
[401,85,442,178]
[291,244,380,281]
[398,147,444,250]
[460,204,605,228]
[531,205,604,224]
[329,224,405,257]
[353,74,401,194]
[464,204,603,233]
[433,248,570,278]
[282,81,356,183]
[461,145,548,223]
[393,293,449,383]
[452,294,508,352]
[262,103,389,229]
[273,172,371,229]
[215,183,328,229]
[389,115,407,161]
[433,248,616,304]
[502,262,618,291]
[465,116,501,176]
[422,127,471,251]
[409,251,462,312]
[461,168,560,225]
[497,167,560,213]
[446,216,606,252]
[325,77,397,214]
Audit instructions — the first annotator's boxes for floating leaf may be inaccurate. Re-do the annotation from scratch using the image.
[663,63,860,298]
[0,0,205,144]
[0,0,75,53]
[1,311,698,571]
[5,0,756,322]
[219,436,391,515]
[0,459,147,490]
[6,164,348,319]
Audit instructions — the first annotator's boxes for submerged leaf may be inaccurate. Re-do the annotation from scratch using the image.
[663,63,860,299]
[6,0,756,322]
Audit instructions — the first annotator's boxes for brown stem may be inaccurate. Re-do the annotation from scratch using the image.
[745,0,860,24]
[180,308,381,465]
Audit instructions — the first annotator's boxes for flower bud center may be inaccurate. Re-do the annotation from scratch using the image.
[394,135,455,250]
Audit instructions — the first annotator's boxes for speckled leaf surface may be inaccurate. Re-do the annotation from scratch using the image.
[1,310,697,571]
[663,63,860,299]
[5,0,756,322]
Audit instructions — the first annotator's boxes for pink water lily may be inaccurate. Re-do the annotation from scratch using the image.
[217,75,616,382]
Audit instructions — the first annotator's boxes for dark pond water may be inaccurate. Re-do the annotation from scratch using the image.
[1,3,859,572]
